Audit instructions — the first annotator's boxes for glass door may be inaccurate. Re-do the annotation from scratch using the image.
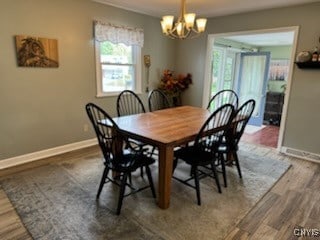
[211,47,237,98]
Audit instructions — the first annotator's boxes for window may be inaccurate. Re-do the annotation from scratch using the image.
[94,21,143,97]
[211,46,238,98]
[95,41,141,96]
[211,48,223,95]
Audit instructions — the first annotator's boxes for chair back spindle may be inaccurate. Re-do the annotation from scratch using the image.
[148,89,171,112]
[207,89,238,112]
[117,90,146,116]
[196,104,235,156]
[231,99,256,147]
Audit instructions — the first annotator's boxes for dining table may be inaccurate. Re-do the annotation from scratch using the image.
[112,105,211,209]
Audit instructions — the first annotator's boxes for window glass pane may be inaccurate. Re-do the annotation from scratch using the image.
[212,49,223,96]
[223,57,233,89]
[100,42,132,64]
[101,65,134,92]
[95,39,141,96]
[224,57,233,81]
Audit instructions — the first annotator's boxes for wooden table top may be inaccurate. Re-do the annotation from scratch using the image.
[113,105,211,147]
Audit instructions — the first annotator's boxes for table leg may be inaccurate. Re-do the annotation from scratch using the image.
[157,145,173,209]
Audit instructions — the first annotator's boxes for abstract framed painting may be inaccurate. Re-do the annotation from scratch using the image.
[268,59,289,81]
[15,35,59,68]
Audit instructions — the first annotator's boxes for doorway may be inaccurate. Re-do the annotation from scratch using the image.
[203,27,299,150]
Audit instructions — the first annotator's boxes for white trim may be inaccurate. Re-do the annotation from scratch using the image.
[0,138,97,170]
[277,26,299,151]
[202,35,214,108]
[95,41,142,98]
[281,146,320,164]
[203,26,299,153]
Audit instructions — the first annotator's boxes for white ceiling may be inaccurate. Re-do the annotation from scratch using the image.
[223,32,295,46]
[93,0,319,18]
[92,0,306,46]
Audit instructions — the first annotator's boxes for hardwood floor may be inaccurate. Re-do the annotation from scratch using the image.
[0,190,31,239]
[0,145,319,239]
[242,125,279,148]
[225,154,320,239]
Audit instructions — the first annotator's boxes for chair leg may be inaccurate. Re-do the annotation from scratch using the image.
[128,173,132,185]
[140,145,145,177]
[220,153,227,188]
[97,167,109,199]
[172,158,178,174]
[149,146,156,157]
[116,173,128,215]
[145,165,156,198]
[234,151,242,178]
[193,167,201,206]
[210,162,222,193]
[190,165,196,177]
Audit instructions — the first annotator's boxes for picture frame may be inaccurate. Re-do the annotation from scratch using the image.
[268,59,289,81]
[15,35,59,68]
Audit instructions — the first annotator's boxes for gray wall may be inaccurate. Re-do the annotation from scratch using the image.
[1,0,320,160]
[260,45,292,59]
[176,3,320,154]
[0,0,176,160]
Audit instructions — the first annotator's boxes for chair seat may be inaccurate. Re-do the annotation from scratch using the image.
[174,146,215,166]
[217,141,239,153]
[108,153,155,173]
[128,138,149,150]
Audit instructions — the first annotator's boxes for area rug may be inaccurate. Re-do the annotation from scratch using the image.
[0,145,290,240]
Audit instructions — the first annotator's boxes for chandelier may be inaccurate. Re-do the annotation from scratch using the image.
[160,0,207,39]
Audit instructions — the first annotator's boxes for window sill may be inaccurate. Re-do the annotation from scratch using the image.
[96,91,143,98]
[96,93,120,98]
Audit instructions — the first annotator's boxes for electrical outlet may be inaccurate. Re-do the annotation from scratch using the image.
[83,124,89,132]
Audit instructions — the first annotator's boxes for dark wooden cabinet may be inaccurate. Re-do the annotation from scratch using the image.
[263,92,284,125]
[295,61,320,69]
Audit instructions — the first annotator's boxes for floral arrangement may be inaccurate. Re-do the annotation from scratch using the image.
[159,69,192,94]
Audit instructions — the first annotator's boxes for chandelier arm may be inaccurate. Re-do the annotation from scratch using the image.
[161,0,206,39]
[184,29,193,39]
[190,33,201,39]
[191,27,200,34]
[168,32,181,39]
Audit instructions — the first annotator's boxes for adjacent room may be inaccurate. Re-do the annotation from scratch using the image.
[1,0,320,239]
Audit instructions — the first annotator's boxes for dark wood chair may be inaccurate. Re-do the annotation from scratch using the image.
[207,89,239,112]
[117,90,146,116]
[85,103,156,215]
[218,99,256,185]
[172,104,235,205]
[148,89,171,112]
[147,89,171,156]
[116,90,152,176]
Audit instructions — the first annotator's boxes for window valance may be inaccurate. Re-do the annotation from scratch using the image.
[94,21,144,47]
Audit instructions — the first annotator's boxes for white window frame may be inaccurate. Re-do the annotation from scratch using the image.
[95,41,142,97]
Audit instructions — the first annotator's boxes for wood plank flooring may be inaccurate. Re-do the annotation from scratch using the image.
[225,153,320,239]
[242,125,279,148]
[0,190,32,240]
[0,145,319,239]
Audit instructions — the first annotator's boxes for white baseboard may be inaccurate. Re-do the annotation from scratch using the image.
[0,138,98,170]
[281,146,320,163]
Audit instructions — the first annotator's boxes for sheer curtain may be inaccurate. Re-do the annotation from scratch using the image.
[94,20,144,47]
[239,55,267,117]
